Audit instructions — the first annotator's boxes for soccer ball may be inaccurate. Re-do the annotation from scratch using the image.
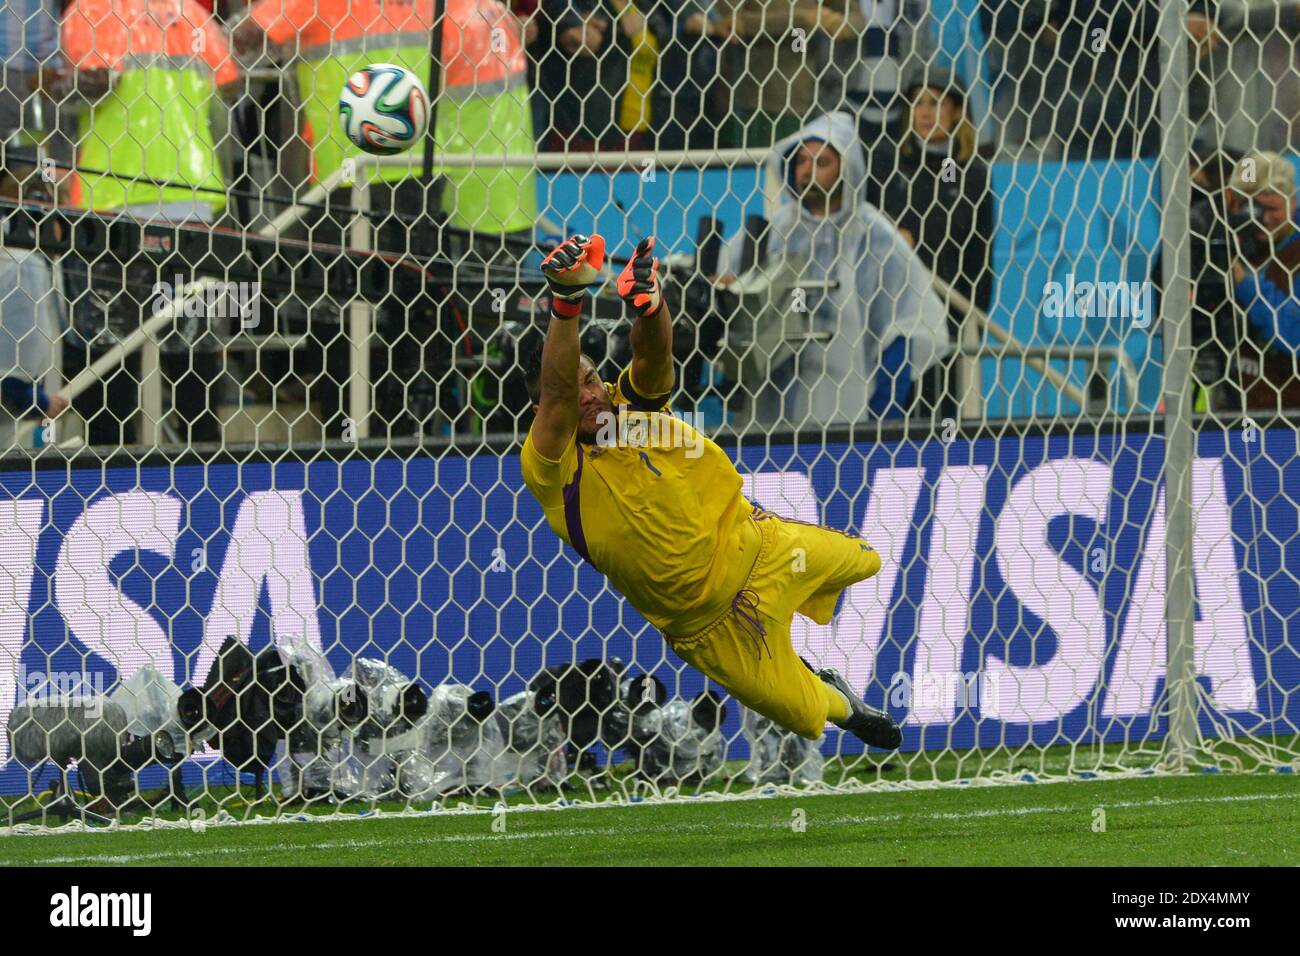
[338,64,430,156]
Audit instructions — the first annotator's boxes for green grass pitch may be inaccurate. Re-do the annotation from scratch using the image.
[1,772,1296,866]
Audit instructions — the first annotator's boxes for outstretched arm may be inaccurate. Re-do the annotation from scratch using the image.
[618,237,674,399]
[532,234,606,460]
[629,298,673,399]
[532,305,582,461]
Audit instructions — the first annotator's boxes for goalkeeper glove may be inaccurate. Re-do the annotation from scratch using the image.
[541,233,606,318]
[616,236,664,320]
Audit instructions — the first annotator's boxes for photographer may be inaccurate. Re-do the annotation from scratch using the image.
[1228,150,1300,411]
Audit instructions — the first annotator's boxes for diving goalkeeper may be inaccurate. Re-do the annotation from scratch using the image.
[520,233,902,749]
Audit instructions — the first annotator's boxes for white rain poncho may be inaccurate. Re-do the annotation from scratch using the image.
[495,689,567,791]
[631,696,727,784]
[109,665,187,761]
[277,654,429,802]
[335,658,431,800]
[599,672,659,755]
[416,683,508,797]
[742,707,825,785]
[721,110,951,426]
[277,641,345,799]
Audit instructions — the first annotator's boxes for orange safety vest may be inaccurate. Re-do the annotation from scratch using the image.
[62,0,238,213]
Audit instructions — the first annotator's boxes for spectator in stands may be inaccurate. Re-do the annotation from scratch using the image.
[881,67,992,417]
[978,0,1053,158]
[1229,150,1300,409]
[818,0,934,206]
[539,0,668,152]
[512,0,550,147]
[534,0,623,151]
[1201,4,1300,154]
[61,0,240,447]
[883,68,992,311]
[0,143,68,451]
[531,0,715,151]
[654,0,730,149]
[1046,0,1165,160]
[720,110,951,426]
[984,0,1216,161]
[718,0,852,150]
[605,0,665,151]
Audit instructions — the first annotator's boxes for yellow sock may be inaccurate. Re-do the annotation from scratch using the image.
[822,682,851,723]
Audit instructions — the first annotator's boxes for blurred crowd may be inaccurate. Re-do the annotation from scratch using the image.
[7,0,1297,163]
[0,0,1299,450]
[522,0,1298,162]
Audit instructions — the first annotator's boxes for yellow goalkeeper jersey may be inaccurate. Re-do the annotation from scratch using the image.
[520,367,758,635]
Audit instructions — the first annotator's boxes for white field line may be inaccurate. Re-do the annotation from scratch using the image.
[0,763,1206,840]
[8,788,1297,866]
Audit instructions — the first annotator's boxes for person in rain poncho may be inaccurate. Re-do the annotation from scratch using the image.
[722,109,951,427]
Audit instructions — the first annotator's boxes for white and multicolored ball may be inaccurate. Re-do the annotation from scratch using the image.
[338,63,430,156]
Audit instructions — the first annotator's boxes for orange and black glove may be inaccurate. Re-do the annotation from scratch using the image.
[616,236,664,320]
[540,233,606,318]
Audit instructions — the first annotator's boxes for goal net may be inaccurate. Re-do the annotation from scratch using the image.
[0,0,1297,829]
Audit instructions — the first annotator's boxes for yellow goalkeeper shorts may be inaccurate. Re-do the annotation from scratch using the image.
[664,508,881,740]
